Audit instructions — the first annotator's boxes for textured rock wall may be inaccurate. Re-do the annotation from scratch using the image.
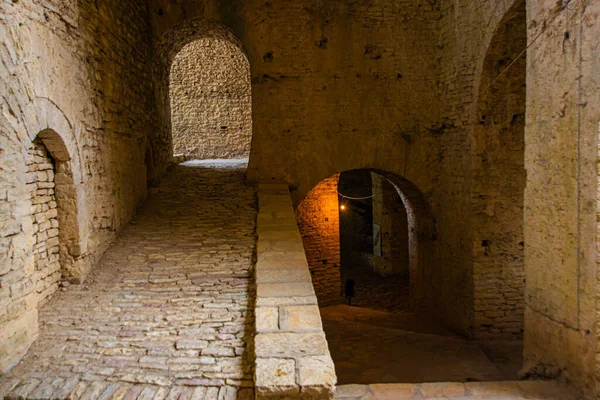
[439,0,599,396]
[170,38,252,160]
[472,1,526,340]
[296,175,342,307]
[148,0,442,199]
[27,139,61,307]
[522,1,599,397]
[0,0,154,372]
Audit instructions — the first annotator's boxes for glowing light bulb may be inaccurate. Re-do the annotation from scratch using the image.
[340,205,346,210]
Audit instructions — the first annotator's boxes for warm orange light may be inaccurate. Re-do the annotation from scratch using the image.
[340,204,346,210]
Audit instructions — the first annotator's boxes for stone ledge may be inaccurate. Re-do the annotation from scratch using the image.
[255,184,336,399]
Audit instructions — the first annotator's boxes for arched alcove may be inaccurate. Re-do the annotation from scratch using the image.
[33,129,82,284]
[472,0,526,340]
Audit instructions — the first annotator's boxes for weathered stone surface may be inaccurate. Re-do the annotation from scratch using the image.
[257,283,316,298]
[170,39,252,160]
[419,382,465,397]
[0,164,257,395]
[298,356,336,390]
[256,333,329,357]
[254,185,337,399]
[283,305,323,331]
[256,307,279,332]
[255,358,297,389]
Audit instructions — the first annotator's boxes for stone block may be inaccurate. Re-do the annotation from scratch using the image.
[255,358,298,396]
[256,307,279,331]
[256,296,318,307]
[255,333,329,357]
[282,305,322,331]
[298,355,336,389]
[419,382,465,397]
[257,283,315,298]
[256,268,312,284]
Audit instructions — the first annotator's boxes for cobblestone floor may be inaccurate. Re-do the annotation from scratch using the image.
[0,163,257,399]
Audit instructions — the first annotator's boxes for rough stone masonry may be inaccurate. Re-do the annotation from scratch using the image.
[1,0,600,398]
[0,163,257,399]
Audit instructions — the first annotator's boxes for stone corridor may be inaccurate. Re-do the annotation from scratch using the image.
[0,162,257,399]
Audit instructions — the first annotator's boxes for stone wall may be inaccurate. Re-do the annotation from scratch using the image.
[296,175,342,307]
[147,0,442,200]
[471,0,526,340]
[522,0,599,397]
[0,0,154,372]
[372,172,410,278]
[438,0,599,396]
[27,139,61,307]
[255,184,336,399]
[170,38,252,160]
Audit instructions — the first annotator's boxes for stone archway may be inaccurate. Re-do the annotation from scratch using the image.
[471,0,526,340]
[295,168,435,314]
[152,19,252,180]
[170,38,252,160]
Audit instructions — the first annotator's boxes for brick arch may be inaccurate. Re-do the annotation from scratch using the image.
[471,0,526,339]
[152,18,251,180]
[23,97,84,185]
[295,168,436,314]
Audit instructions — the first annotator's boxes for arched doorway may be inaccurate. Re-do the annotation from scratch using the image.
[338,170,411,312]
[169,37,252,162]
[295,169,434,313]
[152,19,253,180]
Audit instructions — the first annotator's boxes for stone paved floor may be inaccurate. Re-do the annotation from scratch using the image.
[0,162,257,399]
[322,305,522,385]
[335,381,580,399]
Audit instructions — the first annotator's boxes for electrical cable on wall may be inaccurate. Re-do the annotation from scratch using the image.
[481,0,579,95]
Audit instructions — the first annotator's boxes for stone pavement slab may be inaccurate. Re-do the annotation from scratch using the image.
[0,164,257,399]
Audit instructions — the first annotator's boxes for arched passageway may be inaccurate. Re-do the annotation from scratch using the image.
[296,169,525,384]
[150,19,253,182]
[338,170,411,312]
[169,38,252,161]
[296,169,434,314]
[28,130,82,289]
[472,0,526,341]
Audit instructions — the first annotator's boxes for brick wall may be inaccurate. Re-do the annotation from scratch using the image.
[296,175,342,307]
[471,0,526,340]
[27,139,61,307]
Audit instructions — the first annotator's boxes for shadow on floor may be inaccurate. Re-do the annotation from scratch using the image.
[321,305,523,385]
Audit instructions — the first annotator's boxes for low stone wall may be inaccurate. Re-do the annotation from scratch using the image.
[255,184,337,399]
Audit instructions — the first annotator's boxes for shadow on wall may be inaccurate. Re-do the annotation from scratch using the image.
[295,169,435,315]
[472,0,526,340]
